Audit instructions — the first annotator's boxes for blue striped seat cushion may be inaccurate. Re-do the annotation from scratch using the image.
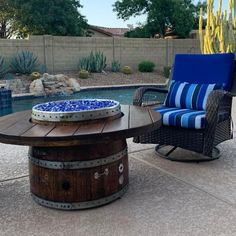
[164,81,222,110]
[154,106,229,129]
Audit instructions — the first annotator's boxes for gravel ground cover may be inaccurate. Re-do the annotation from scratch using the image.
[5,71,167,95]
[66,71,167,87]
[15,71,166,87]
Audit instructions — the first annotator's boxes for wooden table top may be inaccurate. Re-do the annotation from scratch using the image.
[0,105,161,146]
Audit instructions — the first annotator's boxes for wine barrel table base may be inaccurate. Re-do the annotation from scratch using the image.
[28,140,128,210]
[0,105,161,210]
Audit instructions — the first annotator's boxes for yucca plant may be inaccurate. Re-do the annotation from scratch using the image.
[79,51,107,73]
[10,50,38,74]
[0,56,8,79]
[89,51,107,73]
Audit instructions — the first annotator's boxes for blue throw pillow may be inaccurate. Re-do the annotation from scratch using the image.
[164,81,222,110]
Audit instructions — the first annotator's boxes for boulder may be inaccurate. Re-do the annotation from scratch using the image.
[43,81,56,86]
[68,78,80,92]
[42,73,56,81]
[29,79,45,96]
[5,79,26,94]
[55,74,69,81]
[29,73,80,96]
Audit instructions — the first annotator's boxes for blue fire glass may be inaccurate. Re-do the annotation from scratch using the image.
[33,99,119,112]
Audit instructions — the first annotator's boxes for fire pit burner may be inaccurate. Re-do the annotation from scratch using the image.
[31,99,121,122]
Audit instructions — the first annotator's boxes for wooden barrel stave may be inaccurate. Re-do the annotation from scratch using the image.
[29,139,128,210]
[29,139,127,161]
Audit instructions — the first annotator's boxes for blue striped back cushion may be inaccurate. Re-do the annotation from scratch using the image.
[164,81,222,110]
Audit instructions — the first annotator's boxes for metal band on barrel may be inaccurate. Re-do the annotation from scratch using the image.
[28,147,128,170]
[31,185,128,210]
[31,104,121,122]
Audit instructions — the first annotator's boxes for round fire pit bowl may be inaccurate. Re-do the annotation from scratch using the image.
[31,99,121,123]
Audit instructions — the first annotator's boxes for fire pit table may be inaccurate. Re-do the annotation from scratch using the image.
[0,99,161,210]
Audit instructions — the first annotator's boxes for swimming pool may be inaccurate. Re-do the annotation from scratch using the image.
[0,87,166,116]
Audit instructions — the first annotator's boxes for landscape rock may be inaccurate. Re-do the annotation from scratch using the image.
[55,74,69,81]
[6,79,28,94]
[42,73,55,81]
[68,78,80,92]
[29,73,80,96]
[29,79,45,96]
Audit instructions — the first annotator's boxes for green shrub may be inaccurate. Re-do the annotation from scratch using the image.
[79,69,89,79]
[0,56,8,79]
[163,66,171,78]
[122,66,132,74]
[138,61,155,72]
[10,50,38,74]
[111,60,121,72]
[78,51,106,73]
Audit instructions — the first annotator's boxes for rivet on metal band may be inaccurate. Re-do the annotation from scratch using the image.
[28,147,128,170]
[31,184,129,210]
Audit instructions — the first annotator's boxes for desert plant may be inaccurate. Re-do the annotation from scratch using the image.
[37,64,47,74]
[79,69,89,79]
[122,66,132,74]
[138,61,155,72]
[78,51,106,73]
[0,56,8,79]
[199,0,236,54]
[89,51,106,73]
[111,60,121,72]
[10,50,38,74]
[4,73,14,80]
[78,57,90,71]
[163,66,171,78]
[30,71,41,80]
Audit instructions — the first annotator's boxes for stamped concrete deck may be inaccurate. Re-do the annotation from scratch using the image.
[0,99,236,236]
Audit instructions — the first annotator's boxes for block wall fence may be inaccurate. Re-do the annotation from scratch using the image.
[0,35,200,73]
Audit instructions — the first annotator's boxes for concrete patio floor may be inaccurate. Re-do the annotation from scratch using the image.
[0,99,236,236]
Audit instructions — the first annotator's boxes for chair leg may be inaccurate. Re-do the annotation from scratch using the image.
[155,145,221,162]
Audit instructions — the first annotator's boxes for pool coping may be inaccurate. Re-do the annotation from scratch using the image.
[80,82,168,90]
[12,82,168,101]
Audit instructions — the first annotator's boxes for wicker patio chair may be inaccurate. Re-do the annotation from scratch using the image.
[133,53,236,162]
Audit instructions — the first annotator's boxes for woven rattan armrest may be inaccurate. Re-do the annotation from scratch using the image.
[206,90,232,121]
[203,89,233,155]
[225,91,236,97]
[133,87,168,106]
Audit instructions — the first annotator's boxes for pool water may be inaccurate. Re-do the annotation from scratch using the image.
[0,88,166,116]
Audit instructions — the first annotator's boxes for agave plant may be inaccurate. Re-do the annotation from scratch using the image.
[10,50,38,74]
[0,56,8,79]
[111,60,121,72]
